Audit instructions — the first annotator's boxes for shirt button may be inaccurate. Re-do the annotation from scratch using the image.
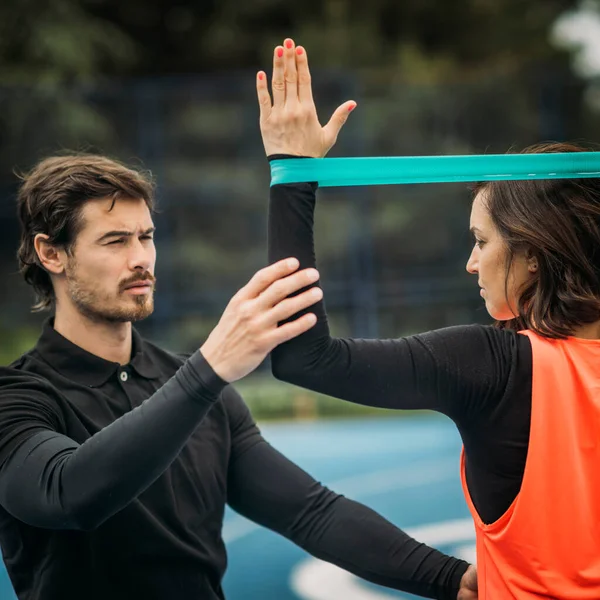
[119,371,128,382]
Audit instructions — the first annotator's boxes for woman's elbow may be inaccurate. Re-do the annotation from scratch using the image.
[271,347,305,383]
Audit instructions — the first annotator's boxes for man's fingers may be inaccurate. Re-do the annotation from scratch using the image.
[465,565,478,591]
[257,268,319,309]
[268,286,323,324]
[322,100,357,150]
[256,71,272,122]
[272,46,285,108]
[457,565,478,600]
[269,313,317,347]
[240,258,300,299]
[283,38,299,108]
[295,46,314,105]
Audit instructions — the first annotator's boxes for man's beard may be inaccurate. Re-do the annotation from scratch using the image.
[66,265,156,324]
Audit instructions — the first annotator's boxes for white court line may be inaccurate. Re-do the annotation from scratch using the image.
[222,458,459,544]
[291,519,475,600]
[454,542,478,564]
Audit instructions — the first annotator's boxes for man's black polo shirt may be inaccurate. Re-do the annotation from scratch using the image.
[0,320,469,600]
[0,320,252,600]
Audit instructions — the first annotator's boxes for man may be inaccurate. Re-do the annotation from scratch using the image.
[0,153,476,599]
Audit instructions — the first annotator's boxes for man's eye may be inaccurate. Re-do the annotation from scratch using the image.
[108,239,125,245]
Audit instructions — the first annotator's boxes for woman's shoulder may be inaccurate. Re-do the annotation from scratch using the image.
[410,323,532,372]
[416,322,530,346]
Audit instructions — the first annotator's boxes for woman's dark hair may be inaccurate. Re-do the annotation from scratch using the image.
[17,154,155,312]
[472,141,600,338]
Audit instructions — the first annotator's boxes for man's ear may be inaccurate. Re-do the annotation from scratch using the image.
[34,234,66,275]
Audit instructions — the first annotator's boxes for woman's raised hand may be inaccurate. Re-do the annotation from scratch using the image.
[257,38,356,158]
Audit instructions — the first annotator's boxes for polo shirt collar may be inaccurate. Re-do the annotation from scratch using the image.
[35,318,160,387]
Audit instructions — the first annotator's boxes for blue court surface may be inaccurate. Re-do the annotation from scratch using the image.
[0,414,473,600]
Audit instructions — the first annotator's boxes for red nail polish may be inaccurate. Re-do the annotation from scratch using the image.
[348,103,356,112]
[258,73,264,80]
[285,40,293,49]
[277,48,283,58]
[296,47,303,55]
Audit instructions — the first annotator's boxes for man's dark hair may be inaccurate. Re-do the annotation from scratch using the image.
[17,154,156,311]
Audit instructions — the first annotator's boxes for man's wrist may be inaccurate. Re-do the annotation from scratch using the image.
[177,350,228,403]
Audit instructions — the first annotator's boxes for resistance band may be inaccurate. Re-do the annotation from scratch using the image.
[270,153,600,187]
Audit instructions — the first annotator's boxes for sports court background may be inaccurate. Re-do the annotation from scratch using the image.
[2,2,600,598]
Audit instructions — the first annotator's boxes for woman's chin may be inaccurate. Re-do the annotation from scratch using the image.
[485,302,515,322]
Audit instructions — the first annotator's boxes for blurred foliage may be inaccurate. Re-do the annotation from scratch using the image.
[0,0,588,80]
[0,325,39,365]
[0,0,137,81]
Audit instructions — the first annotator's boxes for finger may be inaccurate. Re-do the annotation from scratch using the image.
[272,46,285,108]
[269,313,317,347]
[257,267,319,308]
[295,46,314,105]
[283,38,299,108]
[267,286,323,324]
[256,71,272,122]
[322,100,357,150]
[239,258,300,299]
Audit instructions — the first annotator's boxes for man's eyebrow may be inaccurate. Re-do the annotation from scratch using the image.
[96,227,155,243]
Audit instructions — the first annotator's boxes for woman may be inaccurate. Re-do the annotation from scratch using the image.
[258,39,600,599]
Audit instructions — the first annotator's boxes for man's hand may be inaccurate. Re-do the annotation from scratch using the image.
[256,37,356,157]
[458,564,478,600]
[200,258,322,382]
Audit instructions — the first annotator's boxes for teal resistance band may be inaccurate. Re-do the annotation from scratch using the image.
[270,153,600,187]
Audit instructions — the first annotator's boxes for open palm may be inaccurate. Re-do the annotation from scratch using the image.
[256,38,356,158]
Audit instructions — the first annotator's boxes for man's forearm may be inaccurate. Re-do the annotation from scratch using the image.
[290,492,468,600]
[228,439,468,600]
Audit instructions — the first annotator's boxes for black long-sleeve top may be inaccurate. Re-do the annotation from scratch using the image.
[0,319,468,600]
[268,178,533,526]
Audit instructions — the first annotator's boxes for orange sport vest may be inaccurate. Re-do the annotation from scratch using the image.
[461,330,600,599]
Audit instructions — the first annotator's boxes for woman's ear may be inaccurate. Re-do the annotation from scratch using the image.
[526,248,538,274]
[34,234,66,275]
